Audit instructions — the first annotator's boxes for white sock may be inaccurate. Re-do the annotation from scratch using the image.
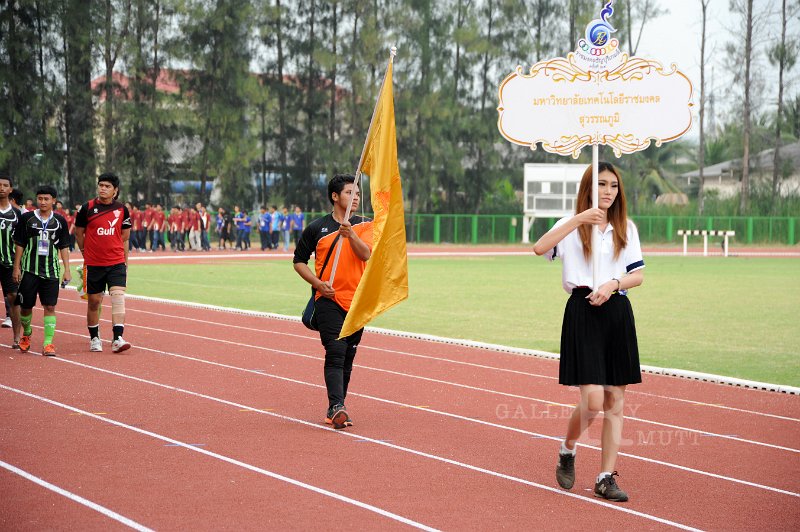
[597,471,612,483]
[560,441,576,456]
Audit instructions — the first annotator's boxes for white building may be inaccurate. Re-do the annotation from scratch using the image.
[522,163,584,243]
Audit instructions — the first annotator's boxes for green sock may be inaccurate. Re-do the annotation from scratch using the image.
[21,313,32,336]
[43,315,56,346]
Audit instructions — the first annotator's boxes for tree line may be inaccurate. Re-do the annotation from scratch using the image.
[1,0,797,217]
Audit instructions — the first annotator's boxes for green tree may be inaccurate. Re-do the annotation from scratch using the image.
[179,0,257,206]
[116,0,175,204]
[0,1,63,194]
[767,0,798,208]
[63,0,97,204]
[98,0,131,171]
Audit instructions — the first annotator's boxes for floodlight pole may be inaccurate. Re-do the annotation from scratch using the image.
[592,144,600,291]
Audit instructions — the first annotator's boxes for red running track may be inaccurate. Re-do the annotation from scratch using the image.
[1,291,798,530]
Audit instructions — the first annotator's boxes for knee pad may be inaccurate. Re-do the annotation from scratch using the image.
[109,288,126,315]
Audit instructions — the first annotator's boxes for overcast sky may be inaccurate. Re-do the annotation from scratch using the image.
[632,0,796,138]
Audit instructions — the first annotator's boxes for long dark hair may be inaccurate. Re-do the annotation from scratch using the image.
[575,161,628,260]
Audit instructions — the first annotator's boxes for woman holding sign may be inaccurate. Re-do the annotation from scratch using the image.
[533,161,644,502]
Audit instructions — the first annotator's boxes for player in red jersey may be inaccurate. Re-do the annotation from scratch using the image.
[74,173,133,353]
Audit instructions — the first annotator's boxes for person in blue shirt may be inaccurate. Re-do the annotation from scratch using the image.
[233,206,245,250]
[241,210,252,250]
[269,205,282,250]
[291,205,305,246]
[258,206,271,251]
[280,206,291,251]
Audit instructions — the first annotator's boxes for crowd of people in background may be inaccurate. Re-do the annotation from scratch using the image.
[121,202,305,253]
[3,195,305,255]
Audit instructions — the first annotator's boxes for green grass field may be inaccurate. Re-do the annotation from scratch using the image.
[120,255,800,387]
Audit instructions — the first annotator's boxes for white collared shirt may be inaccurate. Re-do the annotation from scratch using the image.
[545,217,645,294]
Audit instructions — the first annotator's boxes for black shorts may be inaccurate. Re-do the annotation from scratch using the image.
[86,263,127,295]
[16,273,60,309]
[0,264,19,296]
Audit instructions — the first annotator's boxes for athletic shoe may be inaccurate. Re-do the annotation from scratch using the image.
[325,409,354,427]
[111,337,131,353]
[2,316,11,328]
[325,404,349,430]
[556,452,576,490]
[89,337,103,352]
[11,341,20,350]
[42,344,56,357]
[18,335,31,353]
[594,471,629,502]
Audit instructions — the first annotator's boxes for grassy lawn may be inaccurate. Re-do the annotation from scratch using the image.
[119,255,800,387]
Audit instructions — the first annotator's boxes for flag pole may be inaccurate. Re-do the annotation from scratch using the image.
[592,144,599,291]
[328,46,396,285]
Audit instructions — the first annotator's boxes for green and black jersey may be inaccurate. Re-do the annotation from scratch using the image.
[0,205,21,267]
[14,210,70,279]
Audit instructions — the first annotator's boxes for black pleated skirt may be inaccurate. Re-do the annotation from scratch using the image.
[559,287,642,386]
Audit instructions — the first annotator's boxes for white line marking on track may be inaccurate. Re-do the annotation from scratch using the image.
[0,459,154,531]
[58,296,799,420]
[2,366,702,530]
[0,384,439,532]
[632,391,800,423]
[122,250,800,260]
[15,334,798,499]
[52,306,800,455]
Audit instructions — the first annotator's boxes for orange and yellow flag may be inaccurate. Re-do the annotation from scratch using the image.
[339,58,408,339]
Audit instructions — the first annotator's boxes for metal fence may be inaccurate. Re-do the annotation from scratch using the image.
[306,213,799,245]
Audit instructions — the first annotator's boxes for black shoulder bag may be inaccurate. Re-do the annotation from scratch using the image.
[301,234,340,330]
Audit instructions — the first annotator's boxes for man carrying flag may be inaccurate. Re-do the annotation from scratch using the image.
[293,174,372,430]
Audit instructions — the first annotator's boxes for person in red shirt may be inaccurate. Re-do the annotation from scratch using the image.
[188,206,201,250]
[126,202,141,251]
[168,207,181,251]
[64,208,75,251]
[143,203,154,251]
[178,206,189,251]
[74,173,132,353]
[153,205,166,251]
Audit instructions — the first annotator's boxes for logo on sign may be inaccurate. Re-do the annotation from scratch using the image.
[575,1,622,68]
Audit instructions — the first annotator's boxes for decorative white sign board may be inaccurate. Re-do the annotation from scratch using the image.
[498,57,693,157]
[498,3,693,157]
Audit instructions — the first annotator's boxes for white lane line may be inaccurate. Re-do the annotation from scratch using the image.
[16,337,797,499]
[121,250,800,260]
[49,308,800,455]
[0,384,438,532]
[632,391,800,423]
[0,459,154,531]
[58,296,798,422]
[2,368,701,531]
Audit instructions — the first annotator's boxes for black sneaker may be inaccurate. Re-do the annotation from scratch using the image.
[556,452,575,489]
[594,471,629,502]
[325,404,348,430]
[324,406,354,427]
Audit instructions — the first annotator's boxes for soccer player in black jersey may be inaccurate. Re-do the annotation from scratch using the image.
[0,175,22,348]
[12,186,71,356]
